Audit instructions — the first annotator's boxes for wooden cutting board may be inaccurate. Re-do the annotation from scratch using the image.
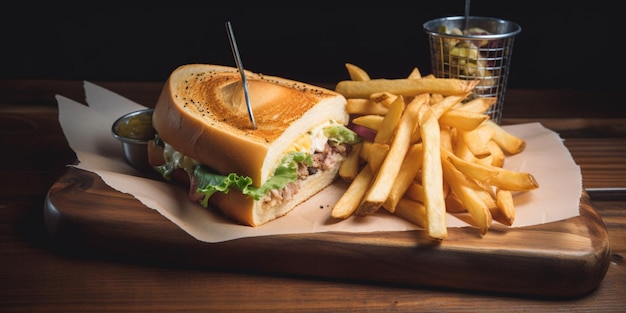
[44,167,611,298]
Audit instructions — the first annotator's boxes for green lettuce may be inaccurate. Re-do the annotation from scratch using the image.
[195,152,312,206]
[192,124,360,207]
[324,124,362,145]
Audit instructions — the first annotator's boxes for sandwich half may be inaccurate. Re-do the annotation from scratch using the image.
[148,64,360,226]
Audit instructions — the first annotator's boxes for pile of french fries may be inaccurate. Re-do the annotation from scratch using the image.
[333,63,539,241]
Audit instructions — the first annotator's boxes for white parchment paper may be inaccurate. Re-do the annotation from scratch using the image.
[55,81,582,242]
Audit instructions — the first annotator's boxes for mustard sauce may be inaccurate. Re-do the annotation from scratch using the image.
[116,112,156,140]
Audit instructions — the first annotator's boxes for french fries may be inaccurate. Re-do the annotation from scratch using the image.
[357,94,427,216]
[383,143,423,213]
[441,156,492,234]
[332,64,539,240]
[444,149,539,192]
[370,92,398,107]
[346,99,388,115]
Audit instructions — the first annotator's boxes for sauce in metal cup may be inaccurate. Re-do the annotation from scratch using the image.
[111,108,155,172]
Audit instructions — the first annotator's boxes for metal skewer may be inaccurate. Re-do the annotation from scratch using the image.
[226,21,257,129]
[463,0,471,33]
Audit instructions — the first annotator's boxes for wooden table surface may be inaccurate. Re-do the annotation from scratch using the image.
[1,80,625,312]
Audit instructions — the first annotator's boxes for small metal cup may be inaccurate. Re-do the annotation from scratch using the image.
[111,108,155,172]
[423,16,521,124]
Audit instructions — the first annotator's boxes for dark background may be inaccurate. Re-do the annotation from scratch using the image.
[1,1,617,91]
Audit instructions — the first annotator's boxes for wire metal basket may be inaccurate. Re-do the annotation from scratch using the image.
[424,16,521,124]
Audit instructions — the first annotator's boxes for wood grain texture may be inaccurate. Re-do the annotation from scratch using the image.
[44,167,611,298]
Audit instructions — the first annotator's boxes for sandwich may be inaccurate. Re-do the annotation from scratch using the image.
[147,64,361,226]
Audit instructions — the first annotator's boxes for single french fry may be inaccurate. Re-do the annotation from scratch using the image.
[444,192,468,213]
[495,189,515,226]
[430,93,445,105]
[474,180,498,210]
[339,142,363,183]
[332,166,375,219]
[374,96,405,144]
[405,181,425,203]
[383,143,424,212]
[440,125,453,152]
[407,67,422,79]
[472,152,493,167]
[443,148,494,181]
[370,92,398,108]
[456,97,497,114]
[441,157,492,234]
[359,141,372,157]
[439,109,488,131]
[487,167,539,192]
[346,99,389,115]
[345,63,371,81]
[496,189,515,226]
[352,115,384,131]
[485,120,526,155]
[486,140,505,167]
[452,130,477,162]
[335,78,480,98]
[393,198,427,228]
[459,125,493,159]
[417,101,448,240]
[358,94,429,216]
[444,148,539,191]
[429,93,472,118]
[367,143,390,173]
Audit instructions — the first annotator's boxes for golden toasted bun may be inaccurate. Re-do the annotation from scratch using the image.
[151,64,349,226]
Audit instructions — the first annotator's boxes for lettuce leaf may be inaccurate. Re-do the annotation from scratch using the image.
[194,152,312,207]
[324,124,362,145]
[190,124,359,208]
